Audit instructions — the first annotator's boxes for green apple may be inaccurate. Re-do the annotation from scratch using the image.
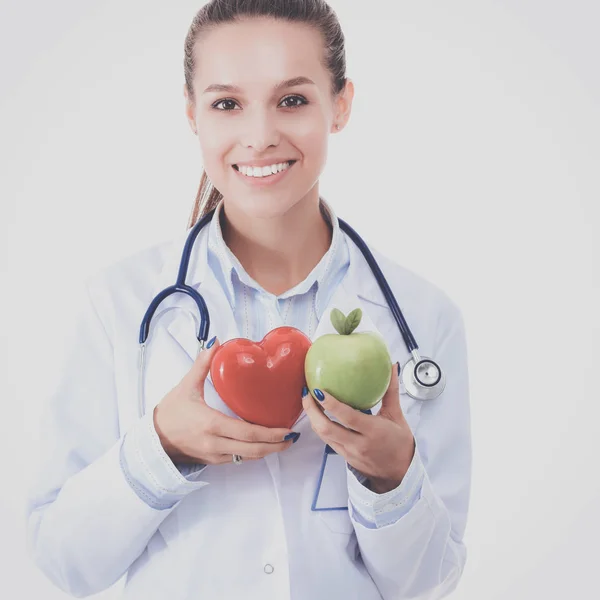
[304,307,392,410]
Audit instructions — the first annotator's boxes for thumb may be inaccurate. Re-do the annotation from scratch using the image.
[183,336,220,398]
[379,361,404,421]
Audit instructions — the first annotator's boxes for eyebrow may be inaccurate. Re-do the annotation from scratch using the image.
[202,76,316,94]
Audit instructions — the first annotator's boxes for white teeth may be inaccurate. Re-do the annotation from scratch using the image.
[237,161,293,177]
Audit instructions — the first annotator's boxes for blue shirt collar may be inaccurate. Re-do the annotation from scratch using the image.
[207,197,348,315]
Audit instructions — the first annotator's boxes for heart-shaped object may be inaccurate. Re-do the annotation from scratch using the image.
[210,326,312,429]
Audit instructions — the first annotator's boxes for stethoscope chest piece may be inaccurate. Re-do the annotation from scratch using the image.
[401,355,446,401]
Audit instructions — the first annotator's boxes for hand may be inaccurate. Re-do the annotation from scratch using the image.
[153,337,300,465]
[302,362,415,494]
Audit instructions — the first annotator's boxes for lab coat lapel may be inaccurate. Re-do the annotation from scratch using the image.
[142,225,242,420]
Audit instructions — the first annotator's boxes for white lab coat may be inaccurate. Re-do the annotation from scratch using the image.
[25,221,472,600]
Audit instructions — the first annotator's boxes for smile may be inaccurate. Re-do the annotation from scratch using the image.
[232,160,297,186]
[233,160,296,178]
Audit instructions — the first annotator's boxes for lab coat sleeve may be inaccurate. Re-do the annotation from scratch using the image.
[347,295,472,600]
[120,408,208,510]
[346,441,425,528]
[25,279,207,598]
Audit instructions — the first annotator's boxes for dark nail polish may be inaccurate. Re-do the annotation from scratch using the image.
[207,336,217,349]
[313,388,325,401]
[397,361,400,376]
[301,385,308,398]
[284,432,301,443]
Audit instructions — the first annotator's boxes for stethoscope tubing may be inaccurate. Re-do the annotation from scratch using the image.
[337,218,418,353]
[139,209,215,345]
[136,207,447,512]
[139,209,419,355]
[137,207,445,417]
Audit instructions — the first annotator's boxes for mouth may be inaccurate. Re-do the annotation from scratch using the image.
[232,160,297,179]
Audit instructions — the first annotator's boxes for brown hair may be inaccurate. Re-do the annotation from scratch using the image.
[183,0,347,229]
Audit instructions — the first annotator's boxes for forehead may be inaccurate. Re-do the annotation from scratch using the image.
[194,18,328,91]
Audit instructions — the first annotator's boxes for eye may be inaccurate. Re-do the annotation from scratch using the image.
[279,94,309,109]
[212,98,238,111]
[211,95,309,111]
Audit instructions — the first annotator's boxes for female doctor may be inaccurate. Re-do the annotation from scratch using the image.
[26,1,472,599]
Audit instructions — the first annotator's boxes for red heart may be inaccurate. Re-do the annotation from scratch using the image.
[210,326,312,429]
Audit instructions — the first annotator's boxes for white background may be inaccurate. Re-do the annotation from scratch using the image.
[2,0,599,598]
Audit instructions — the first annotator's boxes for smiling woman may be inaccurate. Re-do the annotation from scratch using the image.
[183,12,352,276]
[25,1,472,599]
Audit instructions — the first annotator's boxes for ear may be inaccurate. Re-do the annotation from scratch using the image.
[332,78,355,132]
[183,84,197,135]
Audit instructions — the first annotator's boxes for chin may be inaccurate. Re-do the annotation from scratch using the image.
[228,193,306,221]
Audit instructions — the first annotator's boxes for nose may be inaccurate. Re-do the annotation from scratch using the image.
[240,109,281,151]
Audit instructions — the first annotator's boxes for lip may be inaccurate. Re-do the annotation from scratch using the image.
[234,158,297,168]
[232,161,297,187]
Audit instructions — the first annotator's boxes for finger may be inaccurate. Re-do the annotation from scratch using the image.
[182,336,221,400]
[325,439,347,458]
[302,389,359,447]
[170,448,268,466]
[211,438,296,460]
[379,361,404,420]
[177,452,263,465]
[210,412,300,444]
[213,454,263,464]
[306,387,372,433]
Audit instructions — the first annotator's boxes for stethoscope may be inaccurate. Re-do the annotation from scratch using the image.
[138,206,446,510]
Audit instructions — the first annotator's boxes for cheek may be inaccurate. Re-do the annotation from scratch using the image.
[196,131,231,183]
[197,127,225,159]
[293,124,328,163]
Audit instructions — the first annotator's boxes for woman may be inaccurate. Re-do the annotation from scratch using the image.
[26,1,472,599]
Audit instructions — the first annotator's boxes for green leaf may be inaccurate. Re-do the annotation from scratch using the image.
[330,308,347,335]
[344,308,362,334]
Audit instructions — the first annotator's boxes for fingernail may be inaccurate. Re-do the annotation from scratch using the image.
[313,388,325,401]
[301,385,308,398]
[397,361,400,376]
[207,336,217,349]
[284,432,301,443]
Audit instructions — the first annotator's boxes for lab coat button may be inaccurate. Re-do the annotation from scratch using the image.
[264,564,274,574]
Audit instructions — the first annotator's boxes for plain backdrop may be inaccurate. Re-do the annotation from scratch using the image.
[2,0,599,598]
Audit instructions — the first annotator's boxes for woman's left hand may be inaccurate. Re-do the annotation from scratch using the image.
[302,362,415,494]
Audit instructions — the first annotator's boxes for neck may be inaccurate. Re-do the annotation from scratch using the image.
[220,189,333,296]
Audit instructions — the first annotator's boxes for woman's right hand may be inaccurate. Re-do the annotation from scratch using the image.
[152,337,300,465]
